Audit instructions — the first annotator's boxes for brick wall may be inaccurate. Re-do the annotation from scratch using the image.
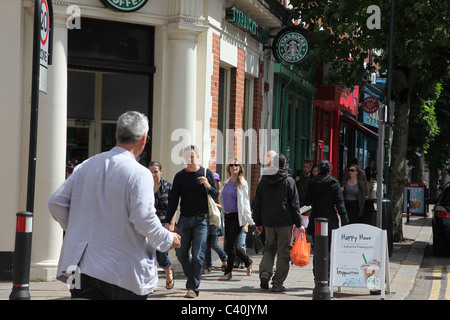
[250,61,264,201]
[209,33,264,202]
[209,33,220,172]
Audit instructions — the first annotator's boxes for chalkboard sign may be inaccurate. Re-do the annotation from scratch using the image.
[330,224,390,299]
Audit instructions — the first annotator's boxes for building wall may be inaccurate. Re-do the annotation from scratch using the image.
[0,0,279,280]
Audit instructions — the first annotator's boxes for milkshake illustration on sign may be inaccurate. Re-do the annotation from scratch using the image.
[361,254,381,289]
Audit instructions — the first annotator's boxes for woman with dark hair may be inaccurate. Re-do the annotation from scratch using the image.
[304,160,349,279]
[341,164,368,224]
[218,159,254,281]
[305,160,349,238]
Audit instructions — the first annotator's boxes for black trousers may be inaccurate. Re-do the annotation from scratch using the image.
[70,273,148,300]
[223,212,252,275]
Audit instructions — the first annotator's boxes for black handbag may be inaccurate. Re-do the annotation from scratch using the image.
[249,225,264,254]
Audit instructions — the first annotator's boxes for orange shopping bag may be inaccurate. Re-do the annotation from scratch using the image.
[290,233,310,267]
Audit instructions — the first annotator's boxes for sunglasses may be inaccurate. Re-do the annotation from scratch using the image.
[229,164,240,167]
[348,169,356,172]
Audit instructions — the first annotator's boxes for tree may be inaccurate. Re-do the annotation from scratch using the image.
[426,76,450,199]
[407,81,440,184]
[290,0,450,240]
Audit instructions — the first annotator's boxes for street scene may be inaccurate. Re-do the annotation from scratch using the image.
[0,0,449,309]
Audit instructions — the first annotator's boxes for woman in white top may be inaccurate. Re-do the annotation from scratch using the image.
[218,159,254,280]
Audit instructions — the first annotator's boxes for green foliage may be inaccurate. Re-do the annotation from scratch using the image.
[289,0,450,88]
[426,75,450,169]
[407,82,441,159]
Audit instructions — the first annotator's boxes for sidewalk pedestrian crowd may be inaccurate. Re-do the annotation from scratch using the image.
[48,110,387,300]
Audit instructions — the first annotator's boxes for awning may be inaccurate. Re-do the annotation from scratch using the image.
[341,115,378,139]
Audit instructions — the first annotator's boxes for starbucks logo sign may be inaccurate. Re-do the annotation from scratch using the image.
[101,0,148,12]
[273,27,309,64]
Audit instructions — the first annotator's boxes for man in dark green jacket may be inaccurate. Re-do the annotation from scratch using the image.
[253,153,306,292]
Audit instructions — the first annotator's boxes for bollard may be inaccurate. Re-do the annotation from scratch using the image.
[9,211,33,300]
[312,218,330,300]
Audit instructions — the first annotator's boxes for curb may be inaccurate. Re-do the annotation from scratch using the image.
[389,218,432,300]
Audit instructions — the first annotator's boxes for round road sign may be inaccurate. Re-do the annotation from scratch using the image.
[40,0,49,46]
[361,96,380,114]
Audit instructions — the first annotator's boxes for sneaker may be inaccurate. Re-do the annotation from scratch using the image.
[271,284,286,292]
[185,289,197,298]
[260,276,269,289]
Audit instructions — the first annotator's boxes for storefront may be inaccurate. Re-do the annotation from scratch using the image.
[272,64,315,174]
[0,0,289,280]
[313,68,360,179]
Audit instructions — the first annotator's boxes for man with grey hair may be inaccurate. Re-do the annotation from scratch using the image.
[49,111,181,300]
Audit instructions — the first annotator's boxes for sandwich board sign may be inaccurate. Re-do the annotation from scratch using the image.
[330,224,390,299]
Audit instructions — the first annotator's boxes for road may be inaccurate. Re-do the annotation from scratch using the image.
[408,239,450,300]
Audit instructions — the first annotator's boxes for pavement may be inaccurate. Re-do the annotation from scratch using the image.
[0,213,432,302]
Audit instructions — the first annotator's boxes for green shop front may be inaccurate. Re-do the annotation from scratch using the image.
[272,63,315,176]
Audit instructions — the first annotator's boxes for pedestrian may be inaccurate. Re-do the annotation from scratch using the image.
[304,160,349,277]
[148,160,176,290]
[341,164,368,224]
[347,157,369,190]
[48,111,181,300]
[253,153,306,292]
[311,163,319,177]
[295,159,313,206]
[204,172,227,273]
[218,159,254,281]
[165,145,219,298]
[364,160,377,181]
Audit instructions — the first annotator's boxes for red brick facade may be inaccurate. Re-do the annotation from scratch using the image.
[209,33,264,201]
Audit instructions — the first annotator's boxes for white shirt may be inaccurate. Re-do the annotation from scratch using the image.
[48,147,173,296]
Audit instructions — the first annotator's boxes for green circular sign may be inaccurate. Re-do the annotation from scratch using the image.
[101,0,148,12]
[275,29,309,64]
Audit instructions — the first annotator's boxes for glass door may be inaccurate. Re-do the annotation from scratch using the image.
[66,120,95,178]
[67,69,150,173]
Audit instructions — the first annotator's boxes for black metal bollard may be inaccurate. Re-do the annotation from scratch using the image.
[9,211,33,300]
[312,218,330,300]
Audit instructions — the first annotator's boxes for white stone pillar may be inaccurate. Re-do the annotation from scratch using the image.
[30,17,67,280]
[165,27,200,181]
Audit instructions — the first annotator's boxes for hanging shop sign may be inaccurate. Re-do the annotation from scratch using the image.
[361,96,380,114]
[272,26,309,64]
[101,0,148,12]
[225,7,270,44]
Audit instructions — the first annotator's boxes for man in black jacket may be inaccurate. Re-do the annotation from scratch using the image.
[253,154,305,292]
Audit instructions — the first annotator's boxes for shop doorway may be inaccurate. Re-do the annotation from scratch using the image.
[66,70,150,173]
[67,18,154,172]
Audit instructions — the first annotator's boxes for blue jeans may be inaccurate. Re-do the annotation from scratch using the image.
[175,215,209,295]
[156,250,171,269]
[234,229,247,264]
[205,234,227,268]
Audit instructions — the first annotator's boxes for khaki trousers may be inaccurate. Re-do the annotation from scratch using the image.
[259,225,293,286]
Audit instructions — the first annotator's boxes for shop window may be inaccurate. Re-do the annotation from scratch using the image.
[215,67,230,178]
[101,73,149,120]
[67,71,95,119]
[68,18,155,73]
